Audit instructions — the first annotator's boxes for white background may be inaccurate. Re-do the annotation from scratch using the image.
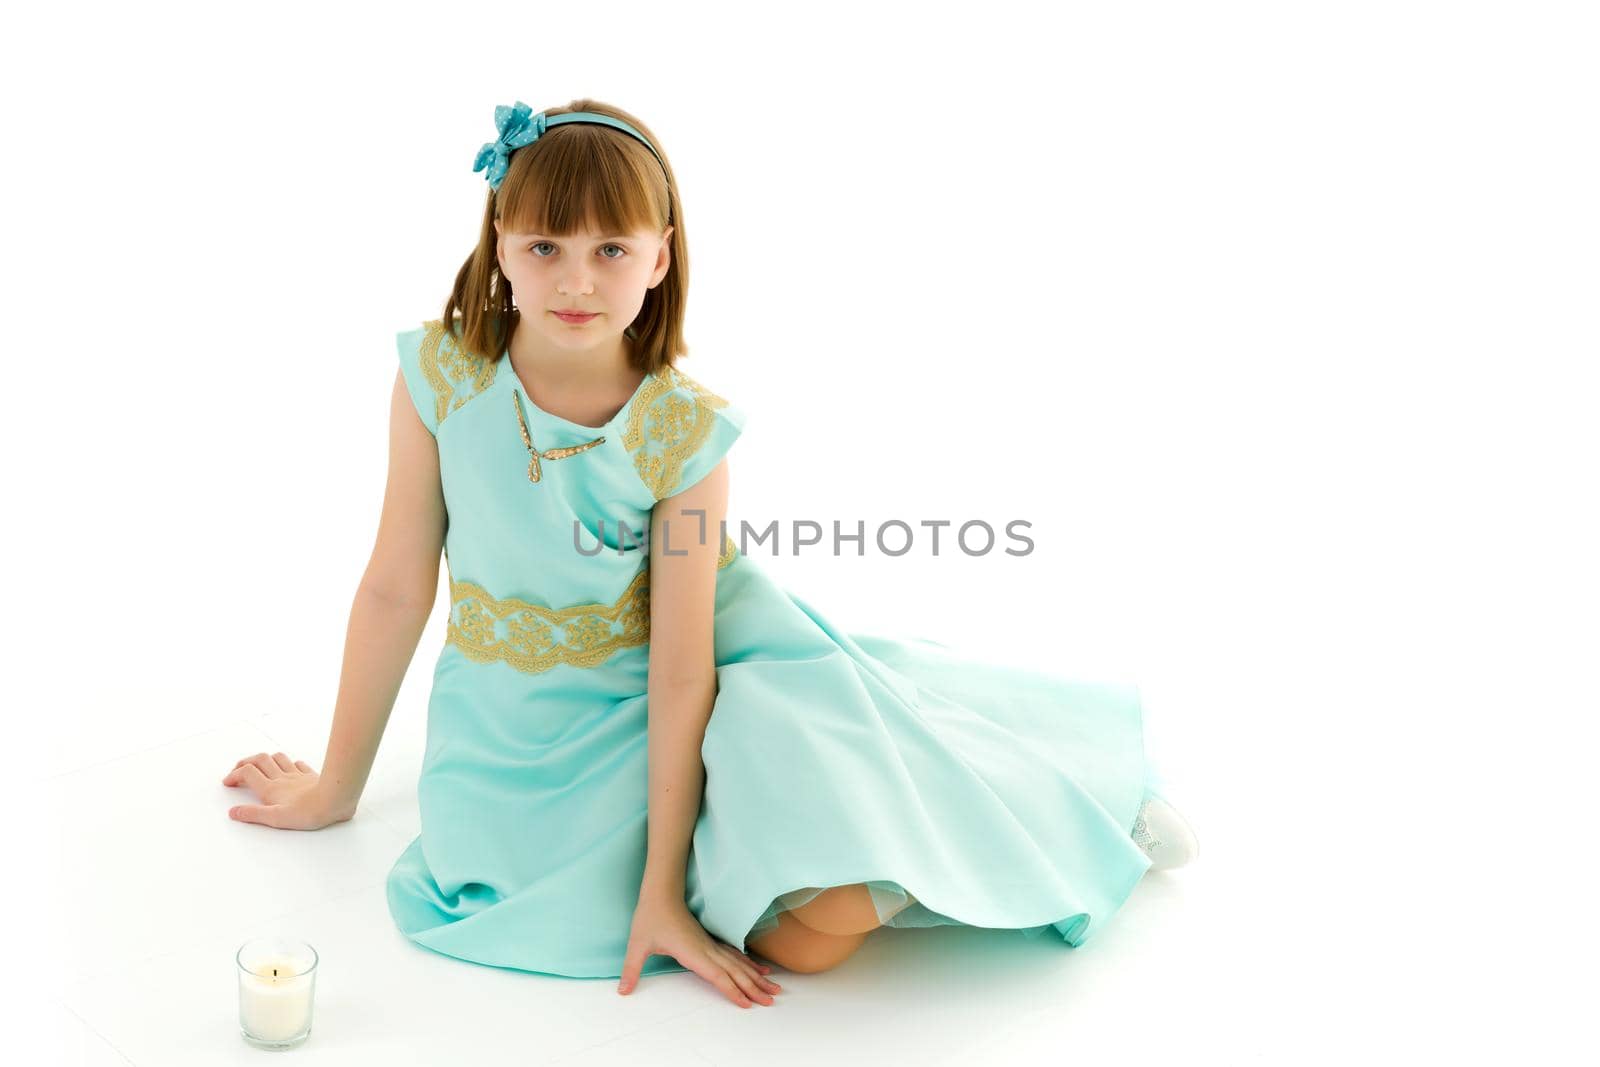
[6,0,1596,1062]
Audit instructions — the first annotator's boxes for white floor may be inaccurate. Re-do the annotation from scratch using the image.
[37,680,1232,1066]
[37,665,1581,1064]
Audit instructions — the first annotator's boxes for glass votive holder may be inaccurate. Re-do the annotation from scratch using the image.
[236,937,318,1050]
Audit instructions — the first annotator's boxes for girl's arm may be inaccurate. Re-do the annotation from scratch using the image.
[638,456,731,902]
[225,370,444,828]
[317,370,448,815]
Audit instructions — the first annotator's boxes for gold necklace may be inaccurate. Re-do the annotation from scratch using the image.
[511,389,606,483]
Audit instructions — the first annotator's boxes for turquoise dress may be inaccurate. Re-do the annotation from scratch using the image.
[385,318,1155,980]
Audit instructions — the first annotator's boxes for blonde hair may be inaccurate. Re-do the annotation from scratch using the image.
[441,98,689,377]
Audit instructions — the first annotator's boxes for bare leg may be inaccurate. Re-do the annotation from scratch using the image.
[747,908,872,974]
[789,882,910,937]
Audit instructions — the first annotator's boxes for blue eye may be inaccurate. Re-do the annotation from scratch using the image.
[529,242,626,259]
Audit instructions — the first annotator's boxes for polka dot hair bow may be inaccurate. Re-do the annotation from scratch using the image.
[470,101,669,192]
[473,101,547,191]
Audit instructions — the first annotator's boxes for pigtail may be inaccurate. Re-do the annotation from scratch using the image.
[441,198,516,360]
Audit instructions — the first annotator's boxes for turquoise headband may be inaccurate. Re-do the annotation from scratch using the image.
[472,101,666,191]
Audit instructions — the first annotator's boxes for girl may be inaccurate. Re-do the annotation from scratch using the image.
[220,98,1199,1010]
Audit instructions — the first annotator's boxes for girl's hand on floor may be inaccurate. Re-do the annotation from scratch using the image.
[221,752,352,831]
[618,894,781,1008]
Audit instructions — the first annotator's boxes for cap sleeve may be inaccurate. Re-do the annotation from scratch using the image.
[395,324,438,435]
[395,319,499,436]
[624,365,748,500]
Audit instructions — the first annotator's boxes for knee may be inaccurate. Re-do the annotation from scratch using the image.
[748,910,870,974]
[768,932,867,975]
[788,883,884,937]
[771,945,845,974]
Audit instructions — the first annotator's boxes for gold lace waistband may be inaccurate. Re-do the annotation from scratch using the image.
[446,533,738,674]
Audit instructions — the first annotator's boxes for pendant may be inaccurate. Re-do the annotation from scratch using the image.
[512,389,606,484]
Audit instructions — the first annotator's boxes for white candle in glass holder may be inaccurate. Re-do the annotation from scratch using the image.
[236,938,317,1048]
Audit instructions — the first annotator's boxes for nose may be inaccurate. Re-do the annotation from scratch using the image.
[557,265,595,296]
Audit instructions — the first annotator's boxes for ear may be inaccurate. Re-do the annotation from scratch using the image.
[651,227,673,288]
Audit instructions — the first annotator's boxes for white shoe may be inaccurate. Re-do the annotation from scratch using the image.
[1132,794,1200,871]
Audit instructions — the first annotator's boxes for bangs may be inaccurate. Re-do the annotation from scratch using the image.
[495,125,666,239]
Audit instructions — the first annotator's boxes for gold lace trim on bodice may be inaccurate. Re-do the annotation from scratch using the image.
[621,366,733,499]
[419,320,498,428]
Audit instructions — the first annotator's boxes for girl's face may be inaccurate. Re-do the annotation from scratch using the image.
[494,219,674,351]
